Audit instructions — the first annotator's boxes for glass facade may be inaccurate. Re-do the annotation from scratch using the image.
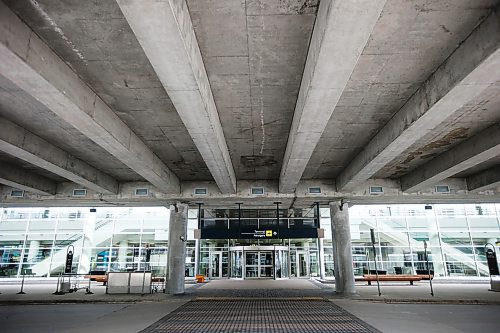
[1,204,499,279]
[342,204,500,277]
[0,207,178,278]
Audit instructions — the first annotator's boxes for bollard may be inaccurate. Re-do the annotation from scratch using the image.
[17,269,26,294]
[423,240,434,296]
[53,273,65,295]
[370,228,381,296]
[85,275,94,295]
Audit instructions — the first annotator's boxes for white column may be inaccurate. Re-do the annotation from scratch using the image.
[78,209,96,274]
[27,240,40,263]
[318,238,326,279]
[425,207,445,277]
[117,240,128,270]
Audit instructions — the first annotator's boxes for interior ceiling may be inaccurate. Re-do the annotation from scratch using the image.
[0,0,500,194]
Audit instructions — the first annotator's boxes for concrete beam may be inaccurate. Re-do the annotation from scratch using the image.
[467,166,500,192]
[0,2,180,193]
[337,8,500,191]
[466,166,500,192]
[0,117,118,194]
[4,178,500,208]
[279,0,387,193]
[116,0,236,194]
[0,162,56,195]
[401,124,500,192]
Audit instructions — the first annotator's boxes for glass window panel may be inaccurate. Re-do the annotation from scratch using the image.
[407,217,434,229]
[0,264,19,277]
[377,217,407,231]
[0,248,22,263]
[465,204,497,216]
[440,231,471,246]
[56,219,85,232]
[470,232,500,246]
[405,205,427,216]
[23,240,53,264]
[113,233,141,244]
[467,216,499,229]
[445,261,477,276]
[0,237,25,248]
[113,214,142,233]
[437,216,468,229]
[54,233,83,247]
[28,219,57,231]
[378,231,409,247]
[0,220,27,233]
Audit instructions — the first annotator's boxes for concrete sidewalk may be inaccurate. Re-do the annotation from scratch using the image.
[1,279,499,333]
[1,278,499,304]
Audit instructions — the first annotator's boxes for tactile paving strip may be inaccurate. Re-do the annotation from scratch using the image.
[141,299,381,333]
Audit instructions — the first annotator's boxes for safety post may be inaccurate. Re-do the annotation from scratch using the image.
[53,272,64,295]
[85,274,94,295]
[370,228,381,296]
[17,268,26,294]
[423,240,434,296]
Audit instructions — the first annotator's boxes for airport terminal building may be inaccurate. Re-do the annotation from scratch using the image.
[2,203,498,280]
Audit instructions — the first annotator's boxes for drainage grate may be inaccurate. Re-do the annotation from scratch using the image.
[141,299,381,333]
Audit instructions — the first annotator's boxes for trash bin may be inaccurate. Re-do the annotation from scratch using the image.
[60,282,71,293]
[394,267,403,275]
[491,276,500,292]
[196,275,205,283]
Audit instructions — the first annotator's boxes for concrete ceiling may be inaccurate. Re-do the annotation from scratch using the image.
[1,0,500,207]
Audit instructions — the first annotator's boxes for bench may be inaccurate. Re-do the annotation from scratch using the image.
[85,274,108,284]
[363,274,422,285]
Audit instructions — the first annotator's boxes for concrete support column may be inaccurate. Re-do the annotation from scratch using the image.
[167,202,188,295]
[78,210,96,274]
[330,201,356,295]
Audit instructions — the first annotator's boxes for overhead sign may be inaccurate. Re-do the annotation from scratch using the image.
[240,229,278,239]
[200,227,320,239]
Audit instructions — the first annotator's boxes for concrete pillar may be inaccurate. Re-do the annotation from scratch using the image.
[330,201,356,295]
[78,210,96,274]
[167,202,188,295]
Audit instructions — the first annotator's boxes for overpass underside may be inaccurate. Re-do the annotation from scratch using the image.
[0,1,499,209]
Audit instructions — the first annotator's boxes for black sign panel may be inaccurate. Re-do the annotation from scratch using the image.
[200,227,319,239]
[486,249,499,276]
[240,228,279,239]
[64,250,74,274]
[279,228,319,239]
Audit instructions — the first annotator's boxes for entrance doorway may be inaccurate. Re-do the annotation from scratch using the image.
[291,250,310,278]
[229,246,289,279]
[209,251,223,279]
[245,251,273,278]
